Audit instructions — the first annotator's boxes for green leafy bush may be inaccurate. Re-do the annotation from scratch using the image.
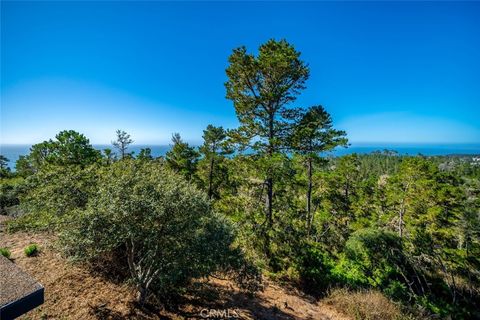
[296,241,336,294]
[21,164,98,218]
[0,247,11,259]
[59,160,260,303]
[6,211,58,232]
[24,244,39,257]
[5,163,99,232]
[0,178,22,214]
[332,228,419,303]
[342,228,405,288]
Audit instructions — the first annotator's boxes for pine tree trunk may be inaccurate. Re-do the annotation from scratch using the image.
[137,286,147,305]
[266,110,274,227]
[266,177,273,226]
[306,157,313,234]
[399,207,404,238]
[208,156,214,199]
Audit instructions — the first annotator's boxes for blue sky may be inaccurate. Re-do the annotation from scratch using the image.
[1,1,479,145]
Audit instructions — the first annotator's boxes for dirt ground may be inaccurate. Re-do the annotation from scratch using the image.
[0,216,349,320]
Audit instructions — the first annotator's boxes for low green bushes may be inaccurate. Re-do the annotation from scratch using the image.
[336,228,410,290]
[291,227,479,318]
[24,243,39,257]
[291,229,414,298]
[0,247,11,259]
[295,241,337,294]
[6,211,58,232]
[0,178,22,214]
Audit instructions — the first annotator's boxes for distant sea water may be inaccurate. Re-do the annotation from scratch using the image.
[1,143,479,170]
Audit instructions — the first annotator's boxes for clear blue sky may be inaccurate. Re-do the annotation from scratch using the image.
[1,1,479,145]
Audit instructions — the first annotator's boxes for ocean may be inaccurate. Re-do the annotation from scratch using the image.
[1,143,479,170]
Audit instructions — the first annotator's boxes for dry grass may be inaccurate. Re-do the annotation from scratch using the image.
[324,288,415,320]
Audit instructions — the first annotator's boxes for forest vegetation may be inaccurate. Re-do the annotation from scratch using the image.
[1,40,479,319]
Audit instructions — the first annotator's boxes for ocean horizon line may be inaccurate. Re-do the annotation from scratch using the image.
[2,142,480,170]
[1,142,480,147]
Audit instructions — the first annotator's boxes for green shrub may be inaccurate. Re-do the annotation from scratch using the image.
[24,244,39,257]
[0,179,22,214]
[334,228,433,305]
[21,163,98,220]
[296,241,336,294]
[6,211,58,232]
[59,160,260,303]
[342,228,407,288]
[384,281,409,301]
[332,253,368,287]
[0,247,11,259]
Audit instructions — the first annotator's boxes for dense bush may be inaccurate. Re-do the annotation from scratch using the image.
[335,228,431,303]
[59,160,260,303]
[296,241,336,294]
[4,164,99,232]
[341,229,407,288]
[6,211,57,232]
[21,164,99,218]
[0,177,22,214]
